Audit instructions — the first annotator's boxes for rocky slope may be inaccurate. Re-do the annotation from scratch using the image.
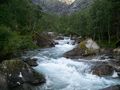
[32,0,93,14]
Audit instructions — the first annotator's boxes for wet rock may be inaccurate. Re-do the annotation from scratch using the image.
[54,41,59,45]
[22,68,45,85]
[23,58,38,67]
[99,54,114,60]
[32,32,55,48]
[100,85,120,90]
[92,64,114,76]
[108,60,120,76]
[64,38,100,59]
[0,59,46,88]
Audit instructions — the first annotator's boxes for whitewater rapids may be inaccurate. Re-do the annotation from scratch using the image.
[29,37,120,90]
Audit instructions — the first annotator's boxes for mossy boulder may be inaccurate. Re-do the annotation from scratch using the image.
[0,59,46,88]
[64,38,100,59]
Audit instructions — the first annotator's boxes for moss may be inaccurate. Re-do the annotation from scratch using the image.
[0,59,27,73]
[79,41,86,49]
[79,41,96,56]
[84,48,95,56]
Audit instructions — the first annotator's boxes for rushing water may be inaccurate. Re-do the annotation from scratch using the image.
[29,37,120,90]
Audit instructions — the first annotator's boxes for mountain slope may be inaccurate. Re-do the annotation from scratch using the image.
[32,0,93,14]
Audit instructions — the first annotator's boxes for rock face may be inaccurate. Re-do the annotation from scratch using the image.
[32,0,93,14]
[64,38,100,59]
[32,32,55,48]
[91,64,114,76]
[0,59,46,89]
[100,85,120,90]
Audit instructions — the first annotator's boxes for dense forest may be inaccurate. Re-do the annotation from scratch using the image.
[0,0,42,60]
[0,0,120,60]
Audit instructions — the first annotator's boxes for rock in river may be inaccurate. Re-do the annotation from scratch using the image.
[64,38,100,59]
[23,58,38,67]
[0,59,46,89]
[91,63,114,76]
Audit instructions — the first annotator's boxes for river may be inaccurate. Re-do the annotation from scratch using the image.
[25,37,120,90]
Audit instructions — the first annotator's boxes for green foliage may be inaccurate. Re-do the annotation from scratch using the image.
[0,0,42,34]
[0,0,41,61]
[0,25,37,61]
[0,26,13,56]
[19,35,38,50]
[0,0,120,61]
[38,0,120,48]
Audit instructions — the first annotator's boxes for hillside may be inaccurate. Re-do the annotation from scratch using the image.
[32,0,93,14]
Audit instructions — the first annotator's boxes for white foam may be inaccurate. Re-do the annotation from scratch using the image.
[35,57,120,90]
[32,38,120,90]
[112,71,119,78]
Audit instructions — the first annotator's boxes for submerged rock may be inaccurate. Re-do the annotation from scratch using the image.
[91,64,114,76]
[0,59,46,89]
[64,38,100,59]
[100,85,120,90]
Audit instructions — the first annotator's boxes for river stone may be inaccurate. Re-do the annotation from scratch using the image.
[64,38,100,59]
[108,60,120,77]
[100,85,120,90]
[23,58,38,67]
[92,64,114,76]
[0,59,46,88]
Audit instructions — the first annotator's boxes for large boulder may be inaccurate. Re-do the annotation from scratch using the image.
[91,64,114,76]
[32,32,55,48]
[64,38,100,59]
[0,59,46,88]
[100,85,120,90]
